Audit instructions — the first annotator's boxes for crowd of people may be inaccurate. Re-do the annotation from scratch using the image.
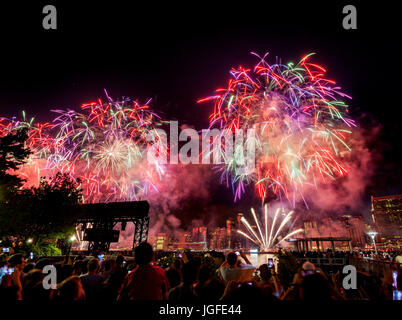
[290,248,402,263]
[0,243,401,301]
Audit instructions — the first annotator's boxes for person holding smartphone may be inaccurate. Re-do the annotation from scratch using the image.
[257,263,282,297]
[0,254,25,300]
[280,262,317,301]
[117,243,169,301]
[219,250,255,284]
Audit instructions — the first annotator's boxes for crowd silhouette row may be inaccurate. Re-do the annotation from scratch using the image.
[1,243,401,301]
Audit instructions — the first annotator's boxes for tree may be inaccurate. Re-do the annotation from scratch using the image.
[0,173,83,254]
[0,128,31,200]
[21,173,82,234]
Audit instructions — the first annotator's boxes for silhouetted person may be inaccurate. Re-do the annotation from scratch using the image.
[301,273,332,301]
[168,261,199,302]
[219,251,254,284]
[22,269,50,301]
[80,258,103,301]
[55,276,86,301]
[0,253,25,300]
[102,258,116,282]
[118,242,169,300]
[72,260,84,276]
[108,255,127,300]
[194,265,225,301]
[165,258,182,289]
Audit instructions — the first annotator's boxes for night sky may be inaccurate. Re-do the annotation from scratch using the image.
[1,2,401,226]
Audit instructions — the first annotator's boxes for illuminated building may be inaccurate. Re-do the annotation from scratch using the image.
[192,227,199,242]
[209,227,228,250]
[199,226,207,243]
[303,220,319,237]
[236,213,246,249]
[155,233,168,251]
[226,218,235,249]
[170,242,206,251]
[237,213,243,228]
[341,215,368,247]
[192,227,205,242]
[372,194,402,246]
[180,232,192,243]
[191,226,207,249]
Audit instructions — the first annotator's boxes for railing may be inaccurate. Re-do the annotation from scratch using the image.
[349,257,397,275]
[297,256,399,276]
[296,257,347,266]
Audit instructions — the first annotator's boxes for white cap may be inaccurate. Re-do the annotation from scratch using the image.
[302,261,315,271]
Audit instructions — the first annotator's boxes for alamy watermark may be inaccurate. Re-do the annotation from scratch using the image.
[146,121,256,175]
[42,5,57,30]
[42,5,357,31]
[343,5,357,30]
[342,265,357,290]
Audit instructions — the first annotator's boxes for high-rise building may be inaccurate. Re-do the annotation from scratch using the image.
[341,215,368,247]
[191,226,207,249]
[236,213,246,249]
[208,228,217,250]
[237,213,244,228]
[372,194,402,246]
[180,232,192,243]
[192,227,199,242]
[155,233,168,251]
[226,218,235,249]
[303,220,319,237]
[209,227,228,250]
[319,217,348,238]
[199,226,207,243]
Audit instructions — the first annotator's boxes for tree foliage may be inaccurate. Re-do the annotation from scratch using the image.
[0,173,83,251]
[0,128,31,200]
[0,129,84,255]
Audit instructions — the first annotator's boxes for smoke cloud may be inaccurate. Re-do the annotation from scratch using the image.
[302,125,380,216]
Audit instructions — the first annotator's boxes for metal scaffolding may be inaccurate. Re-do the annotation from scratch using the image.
[73,201,150,255]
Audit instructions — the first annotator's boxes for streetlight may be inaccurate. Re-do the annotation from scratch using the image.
[65,235,76,261]
[367,231,378,256]
[27,238,33,244]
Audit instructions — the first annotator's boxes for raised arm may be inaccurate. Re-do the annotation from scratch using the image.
[239,250,252,265]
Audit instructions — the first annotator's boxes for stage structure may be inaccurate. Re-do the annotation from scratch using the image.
[73,201,150,254]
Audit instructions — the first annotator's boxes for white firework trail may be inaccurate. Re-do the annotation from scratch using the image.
[237,204,303,250]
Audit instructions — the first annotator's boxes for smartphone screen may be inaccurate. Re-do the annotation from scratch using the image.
[268,258,274,268]
[392,271,397,289]
[393,290,402,301]
[0,267,6,285]
[97,254,104,261]
[302,270,315,277]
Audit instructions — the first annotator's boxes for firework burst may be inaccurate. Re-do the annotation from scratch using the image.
[0,111,55,184]
[49,95,167,202]
[0,94,167,202]
[199,52,355,206]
